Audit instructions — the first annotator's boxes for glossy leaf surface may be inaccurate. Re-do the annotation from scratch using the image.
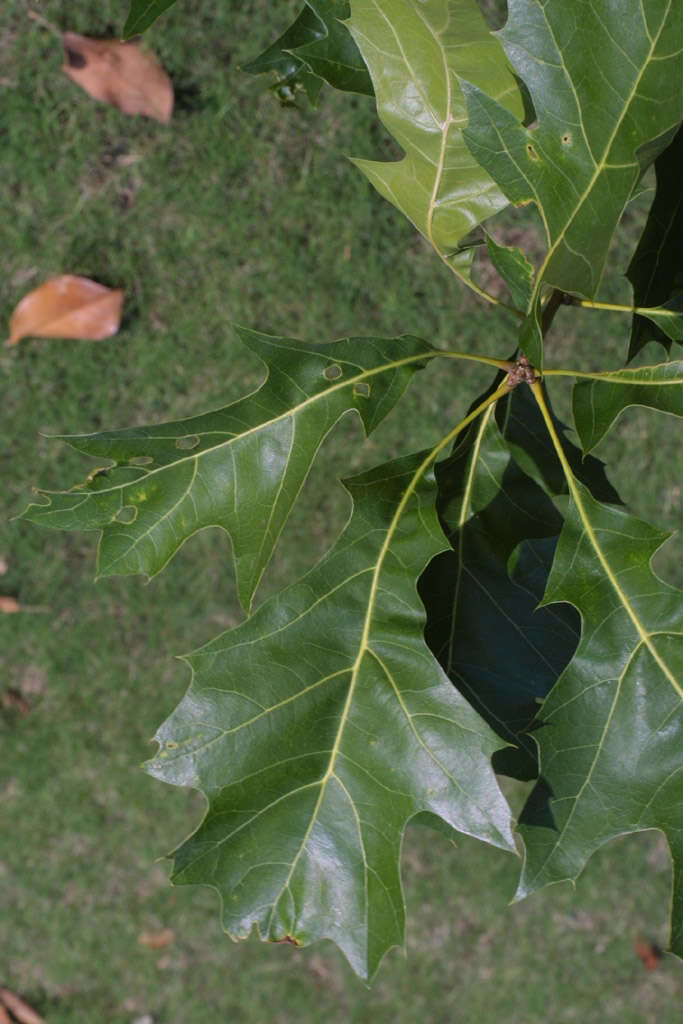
[292,1,372,94]
[421,404,579,780]
[636,299,683,345]
[20,331,435,610]
[463,0,683,298]
[347,0,523,276]
[627,125,683,359]
[517,400,683,957]
[241,6,326,105]
[148,453,514,980]
[123,0,179,38]
[497,381,621,506]
[486,234,534,313]
[243,2,372,101]
[572,361,683,452]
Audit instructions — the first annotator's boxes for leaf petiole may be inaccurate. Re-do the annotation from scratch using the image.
[573,298,679,319]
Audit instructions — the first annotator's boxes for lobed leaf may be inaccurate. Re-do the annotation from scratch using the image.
[627,124,683,360]
[518,388,683,958]
[148,452,514,980]
[20,330,435,610]
[241,5,327,106]
[291,1,372,94]
[347,0,524,279]
[463,0,683,300]
[242,2,372,104]
[421,401,579,780]
[123,0,179,39]
[571,360,683,452]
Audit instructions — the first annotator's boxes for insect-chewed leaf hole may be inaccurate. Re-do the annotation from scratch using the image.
[526,143,539,160]
[353,382,371,398]
[129,455,154,466]
[562,132,572,145]
[323,363,343,380]
[114,505,138,524]
[176,434,200,450]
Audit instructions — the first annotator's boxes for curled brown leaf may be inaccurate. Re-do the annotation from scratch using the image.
[138,928,175,949]
[0,988,46,1024]
[6,275,124,346]
[62,33,173,122]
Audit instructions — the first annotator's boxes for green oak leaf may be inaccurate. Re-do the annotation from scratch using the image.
[147,452,515,980]
[123,0,178,38]
[463,0,683,299]
[241,7,325,108]
[636,297,683,345]
[517,306,543,370]
[497,381,621,506]
[347,0,524,280]
[627,124,683,359]
[516,473,683,958]
[486,234,534,313]
[20,330,435,611]
[242,2,371,103]
[572,360,683,452]
[420,403,579,781]
[291,1,372,95]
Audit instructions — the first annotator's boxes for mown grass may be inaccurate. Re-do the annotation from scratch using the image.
[1,2,680,1022]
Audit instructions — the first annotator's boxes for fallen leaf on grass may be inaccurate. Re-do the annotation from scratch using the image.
[634,938,662,970]
[2,689,30,715]
[0,988,46,1024]
[0,596,20,613]
[138,928,174,949]
[6,276,124,347]
[62,32,173,122]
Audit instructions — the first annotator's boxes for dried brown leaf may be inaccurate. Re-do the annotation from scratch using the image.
[2,689,30,714]
[0,596,20,614]
[62,33,173,122]
[6,276,124,346]
[634,938,662,970]
[0,988,46,1024]
[138,928,174,949]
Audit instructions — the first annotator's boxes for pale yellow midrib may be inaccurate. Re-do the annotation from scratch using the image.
[531,381,682,701]
[265,383,509,935]
[532,2,670,302]
[446,407,493,675]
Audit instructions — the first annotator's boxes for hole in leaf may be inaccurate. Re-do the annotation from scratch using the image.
[323,364,342,381]
[165,740,178,750]
[526,143,539,160]
[562,132,572,145]
[353,382,371,398]
[114,505,138,524]
[176,434,200,450]
[129,455,153,466]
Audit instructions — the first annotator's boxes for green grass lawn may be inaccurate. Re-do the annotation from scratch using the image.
[1,2,680,1021]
